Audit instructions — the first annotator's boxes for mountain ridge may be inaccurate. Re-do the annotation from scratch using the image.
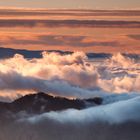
[0,92,103,114]
[0,47,139,59]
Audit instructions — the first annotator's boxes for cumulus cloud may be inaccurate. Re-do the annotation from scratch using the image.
[0,51,139,101]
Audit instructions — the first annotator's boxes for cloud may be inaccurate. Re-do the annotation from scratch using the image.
[0,96,139,140]
[127,34,140,40]
[0,8,139,140]
[0,52,139,101]
[37,35,119,47]
[24,96,140,124]
[0,9,139,29]
[0,19,139,28]
[0,9,139,17]
[0,35,119,47]
[0,51,139,140]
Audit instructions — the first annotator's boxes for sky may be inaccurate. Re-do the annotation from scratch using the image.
[0,1,139,53]
[0,0,140,9]
[0,9,139,53]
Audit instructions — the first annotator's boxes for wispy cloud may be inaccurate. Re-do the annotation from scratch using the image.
[127,34,140,40]
[0,34,119,47]
[0,19,139,28]
[0,9,140,16]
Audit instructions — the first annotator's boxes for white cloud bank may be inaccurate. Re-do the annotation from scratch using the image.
[0,51,139,101]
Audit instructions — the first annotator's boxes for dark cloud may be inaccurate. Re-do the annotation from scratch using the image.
[127,34,140,40]
[0,19,139,28]
[0,52,139,101]
[0,9,139,16]
[39,35,119,47]
[0,47,42,58]
[3,35,119,47]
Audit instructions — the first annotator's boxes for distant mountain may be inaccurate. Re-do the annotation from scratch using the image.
[0,47,42,58]
[0,47,139,59]
[0,92,102,114]
[0,47,111,59]
[0,47,74,59]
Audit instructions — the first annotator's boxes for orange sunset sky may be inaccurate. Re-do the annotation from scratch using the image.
[0,1,139,54]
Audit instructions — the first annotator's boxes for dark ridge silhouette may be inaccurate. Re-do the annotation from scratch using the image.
[0,47,111,59]
[0,47,139,60]
[0,92,103,114]
[0,47,42,58]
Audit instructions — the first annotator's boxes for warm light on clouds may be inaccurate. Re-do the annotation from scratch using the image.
[0,1,139,140]
[0,52,139,102]
[0,9,139,53]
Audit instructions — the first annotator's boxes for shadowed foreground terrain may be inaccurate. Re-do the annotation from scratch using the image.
[0,92,139,140]
[0,92,102,114]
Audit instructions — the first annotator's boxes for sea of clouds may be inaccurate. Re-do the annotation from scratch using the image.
[0,52,140,140]
[0,51,139,100]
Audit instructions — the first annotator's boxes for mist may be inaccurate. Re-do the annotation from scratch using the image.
[1,96,140,140]
[0,51,139,139]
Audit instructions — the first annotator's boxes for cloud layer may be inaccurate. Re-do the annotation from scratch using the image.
[0,51,139,140]
[1,95,140,140]
[0,19,139,28]
[0,52,139,101]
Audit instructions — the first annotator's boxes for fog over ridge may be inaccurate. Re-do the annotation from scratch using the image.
[0,51,140,140]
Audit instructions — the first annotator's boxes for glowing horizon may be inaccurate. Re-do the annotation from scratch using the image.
[0,8,139,53]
